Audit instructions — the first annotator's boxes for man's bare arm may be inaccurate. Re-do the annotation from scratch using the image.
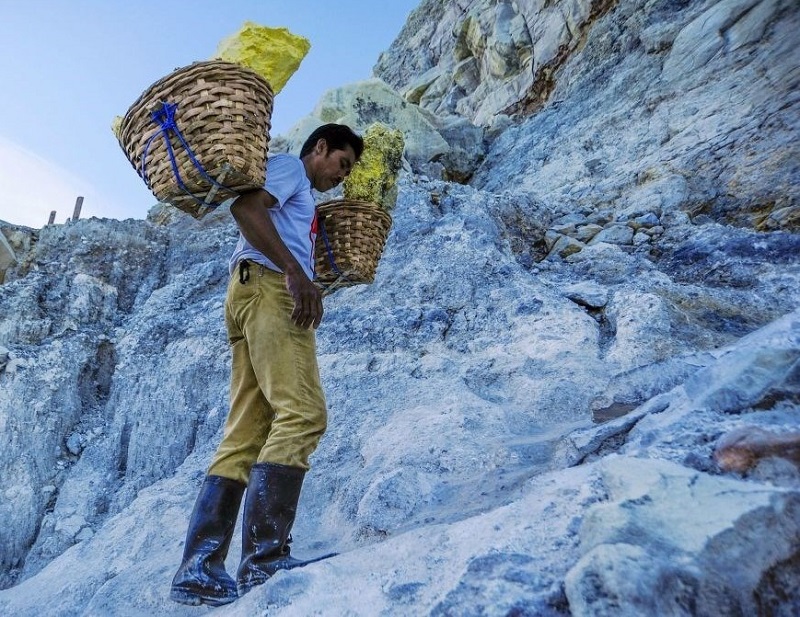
[230,189,323,329]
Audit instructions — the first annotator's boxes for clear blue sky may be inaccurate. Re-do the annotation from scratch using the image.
[0,0,419,228]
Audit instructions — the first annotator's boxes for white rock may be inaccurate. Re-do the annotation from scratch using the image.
[564,282,609,309]
[588,225,634,246]
[279,78,448,170]
[566,456,800,617]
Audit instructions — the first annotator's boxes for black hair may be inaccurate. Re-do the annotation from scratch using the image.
[299,123,364,160]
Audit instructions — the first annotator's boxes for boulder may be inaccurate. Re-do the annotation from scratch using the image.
[565,456,800,617]
[276,79,485,182]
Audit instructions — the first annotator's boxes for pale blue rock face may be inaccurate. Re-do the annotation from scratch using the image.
[1,0,799,615]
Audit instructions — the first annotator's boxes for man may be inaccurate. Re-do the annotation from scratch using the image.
[170,123,364,607]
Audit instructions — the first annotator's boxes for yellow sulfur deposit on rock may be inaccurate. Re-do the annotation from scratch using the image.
[214,22,310,94]
[343,123,405,211]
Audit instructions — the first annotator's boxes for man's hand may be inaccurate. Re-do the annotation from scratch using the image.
[231,190,324,329]
[285,267,323,329]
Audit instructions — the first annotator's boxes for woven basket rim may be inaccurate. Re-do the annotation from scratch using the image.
[317,199,392,221]
[121,60,273,127]
[318,198,377,207]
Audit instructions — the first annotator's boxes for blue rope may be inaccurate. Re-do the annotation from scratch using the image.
[318,215,348,280]
[140,101,232,209]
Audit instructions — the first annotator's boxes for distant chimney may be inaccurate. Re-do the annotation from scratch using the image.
[48,211,56,225]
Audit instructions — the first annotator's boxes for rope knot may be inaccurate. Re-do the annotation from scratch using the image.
[139,100,230,210]
[150,101,178,131]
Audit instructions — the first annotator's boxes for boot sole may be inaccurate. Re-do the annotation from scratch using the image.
[170,587,237,607]
[237,552,339,596]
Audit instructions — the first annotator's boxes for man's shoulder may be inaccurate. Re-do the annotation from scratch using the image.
[267,152,303,171]
[265,152,310,204]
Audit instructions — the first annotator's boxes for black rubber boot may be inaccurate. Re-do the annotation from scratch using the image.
[237,462,336,596]
[170,475,246,607]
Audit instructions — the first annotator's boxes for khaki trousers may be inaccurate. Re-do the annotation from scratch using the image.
[208,263,327,484]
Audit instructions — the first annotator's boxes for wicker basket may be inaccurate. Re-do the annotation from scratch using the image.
[118,60,273,219]
[314,200,393,289]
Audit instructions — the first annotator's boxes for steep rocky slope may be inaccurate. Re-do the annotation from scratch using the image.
[1,0,798,615]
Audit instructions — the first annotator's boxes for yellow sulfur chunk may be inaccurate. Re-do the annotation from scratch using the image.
[214,22,311,94]
[343,123,405,211]
[111,116,123,140]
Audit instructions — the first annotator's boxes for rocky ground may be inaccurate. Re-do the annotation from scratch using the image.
[0,0,798,615]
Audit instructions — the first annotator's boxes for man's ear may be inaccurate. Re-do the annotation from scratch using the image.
[315,138,328,155]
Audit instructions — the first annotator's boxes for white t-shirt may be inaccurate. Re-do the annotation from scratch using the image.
[228,154,317,279]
